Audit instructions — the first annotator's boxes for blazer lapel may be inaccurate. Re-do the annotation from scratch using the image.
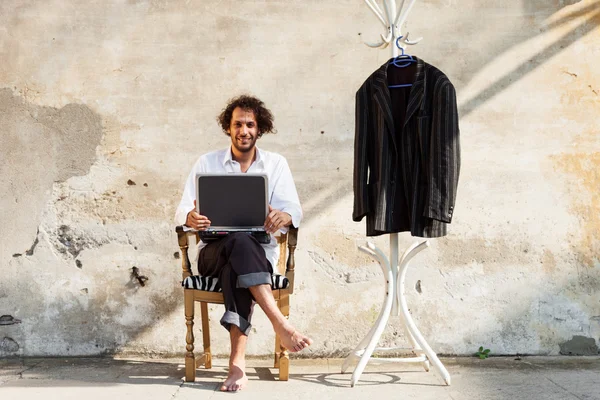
[373,57,425,130]
[372,64,396,137]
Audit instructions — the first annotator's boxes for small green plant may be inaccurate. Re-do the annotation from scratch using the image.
[476,346,491,359]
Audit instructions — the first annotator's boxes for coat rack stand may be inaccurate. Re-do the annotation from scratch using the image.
[342,0,451,387]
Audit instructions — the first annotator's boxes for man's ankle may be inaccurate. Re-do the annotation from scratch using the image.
[229,355,246,368]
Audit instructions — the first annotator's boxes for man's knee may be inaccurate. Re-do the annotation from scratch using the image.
[224,232,271,274]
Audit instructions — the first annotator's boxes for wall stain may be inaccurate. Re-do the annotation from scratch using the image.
[315,230,376,269]
[436,236,532,273]
[0,88,103,257]
[541,249,558,274]
[0,315,21,326]
[130,267,149,287]
[0,337,19,355]
[25,230,39,256]
[551,152,600,269]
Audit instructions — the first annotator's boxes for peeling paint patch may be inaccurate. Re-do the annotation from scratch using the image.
[0,88,103,256]
[57,225,87,257]
[51,174,182,224]
[559,335,599,355]
[52,225,104,259]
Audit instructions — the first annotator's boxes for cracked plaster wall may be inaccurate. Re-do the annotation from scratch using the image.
[0,0,599,357]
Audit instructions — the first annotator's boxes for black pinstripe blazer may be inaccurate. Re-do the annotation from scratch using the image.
[353,57,460,238]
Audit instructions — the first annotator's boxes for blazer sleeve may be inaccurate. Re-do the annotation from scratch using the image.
[353,83,371,222]
[423,81,460,223]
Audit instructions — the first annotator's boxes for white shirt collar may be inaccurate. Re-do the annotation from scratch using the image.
[221,146,264,167]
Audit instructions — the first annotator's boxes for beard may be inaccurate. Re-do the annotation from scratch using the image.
[231,135,257,153]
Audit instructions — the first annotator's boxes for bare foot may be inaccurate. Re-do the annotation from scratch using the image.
[220,364,248,392]
[277,324,313,352]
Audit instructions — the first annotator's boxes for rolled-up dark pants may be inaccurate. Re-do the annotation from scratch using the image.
[198,232,273,336]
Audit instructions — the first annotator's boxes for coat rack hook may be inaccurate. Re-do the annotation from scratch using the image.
[362,0,423,51]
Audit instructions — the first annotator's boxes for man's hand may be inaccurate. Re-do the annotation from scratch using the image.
[264,205,292,234]
[186,200,211,231]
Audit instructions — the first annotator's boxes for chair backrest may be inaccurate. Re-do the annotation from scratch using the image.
[176,227,298,293]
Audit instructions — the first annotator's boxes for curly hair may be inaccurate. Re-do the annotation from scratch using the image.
[217,95,276,138]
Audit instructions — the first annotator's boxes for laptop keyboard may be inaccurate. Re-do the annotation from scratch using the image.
[222,227,264,232]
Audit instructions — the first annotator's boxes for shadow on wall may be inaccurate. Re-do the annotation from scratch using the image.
[459,0,599,117]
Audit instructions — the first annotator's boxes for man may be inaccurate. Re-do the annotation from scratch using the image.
[175,95,312,391]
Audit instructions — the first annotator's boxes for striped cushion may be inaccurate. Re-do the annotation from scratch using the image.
[182,274,289,292]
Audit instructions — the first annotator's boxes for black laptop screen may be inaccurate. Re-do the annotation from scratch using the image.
[197,175,267,227]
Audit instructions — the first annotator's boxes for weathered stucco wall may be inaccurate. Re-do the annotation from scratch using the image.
[1,0,599,357]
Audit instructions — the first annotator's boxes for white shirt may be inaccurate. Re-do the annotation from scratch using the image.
[174,146,303,269]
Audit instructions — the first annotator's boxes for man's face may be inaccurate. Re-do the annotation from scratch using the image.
[228,107,259,153]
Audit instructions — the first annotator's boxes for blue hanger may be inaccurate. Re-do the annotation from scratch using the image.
[388,36,416,88]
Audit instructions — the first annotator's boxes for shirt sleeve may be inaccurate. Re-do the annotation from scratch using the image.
[174,158,204,226]
[269,156,302,230]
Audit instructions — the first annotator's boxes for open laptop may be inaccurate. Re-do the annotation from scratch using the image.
[195,173,270,244]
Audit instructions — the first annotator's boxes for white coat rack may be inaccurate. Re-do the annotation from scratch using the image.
[342,0,451,387]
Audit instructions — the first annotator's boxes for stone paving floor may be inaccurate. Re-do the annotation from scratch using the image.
[0,356,599,400]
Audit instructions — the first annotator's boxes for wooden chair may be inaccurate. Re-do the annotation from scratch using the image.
[176,226,298,382]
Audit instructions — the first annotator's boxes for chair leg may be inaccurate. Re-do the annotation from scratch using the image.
[200,302,212,369]
[278,295,290,381]
[184,289,196,382]
[274,333,281,368]
[274,299,281,368]
[273,300,281,368]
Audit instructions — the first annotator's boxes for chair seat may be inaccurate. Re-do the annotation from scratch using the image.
[182,274,289,292]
